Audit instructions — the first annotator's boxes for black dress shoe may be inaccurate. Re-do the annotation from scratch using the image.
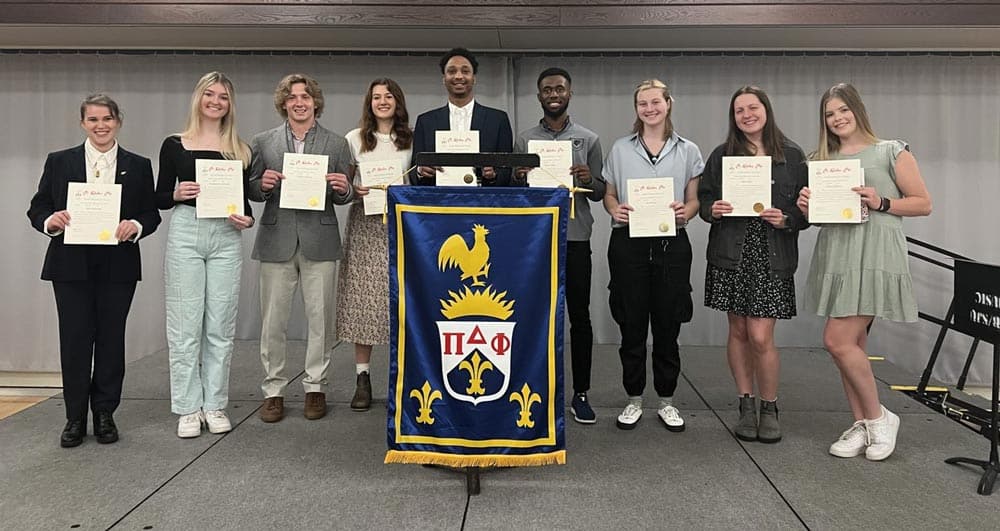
[60,419,86,448]
[93,411,119,444]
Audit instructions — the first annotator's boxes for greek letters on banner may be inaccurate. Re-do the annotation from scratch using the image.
[385,186,567,467]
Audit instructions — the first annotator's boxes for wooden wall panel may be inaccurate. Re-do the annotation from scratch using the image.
[2,1,999,27]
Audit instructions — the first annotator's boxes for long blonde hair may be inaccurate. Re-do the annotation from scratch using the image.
[813,83,879,161]
[180,71,250,168]
[632,79,674,141]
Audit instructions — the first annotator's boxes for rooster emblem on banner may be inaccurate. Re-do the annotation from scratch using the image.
[437,224,491,286]
[435,224,515,405]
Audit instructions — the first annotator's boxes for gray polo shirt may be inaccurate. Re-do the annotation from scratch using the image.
[604,132,704,229]
[514,117,605,241]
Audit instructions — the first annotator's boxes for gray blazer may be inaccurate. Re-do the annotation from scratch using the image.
[247,122,354,262]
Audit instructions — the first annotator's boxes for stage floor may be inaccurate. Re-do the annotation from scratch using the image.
[2,341,996,530]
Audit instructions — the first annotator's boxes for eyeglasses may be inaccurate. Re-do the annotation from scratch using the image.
[540,86,568,97]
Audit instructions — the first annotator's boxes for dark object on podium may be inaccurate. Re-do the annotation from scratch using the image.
[414,152,540,170]
[900,242,999,495]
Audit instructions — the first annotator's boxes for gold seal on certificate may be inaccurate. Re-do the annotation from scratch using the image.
[722,156,771,217]
[64,182,122,246]
[808,160,864,223]
[280,153,329,211]
[195,159,244,219]
[627,177,676,238]
[435,130,479,186]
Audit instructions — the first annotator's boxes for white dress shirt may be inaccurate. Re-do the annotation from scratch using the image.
[84,138,118,184]
[448,100,475,132]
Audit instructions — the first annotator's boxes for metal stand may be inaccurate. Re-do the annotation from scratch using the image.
[894,244,1000,495]
[465,466,481,496]
[944,343,1000,495]
[422,465,485,496]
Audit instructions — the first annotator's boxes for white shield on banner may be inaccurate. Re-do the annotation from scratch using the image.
[436,320,515,405]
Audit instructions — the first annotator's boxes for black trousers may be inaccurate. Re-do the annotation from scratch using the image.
[607,228,693,398]
[565,240,593,394]
[52,280,136,421]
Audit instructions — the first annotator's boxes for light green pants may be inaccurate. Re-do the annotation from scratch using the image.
[165,205,243,415]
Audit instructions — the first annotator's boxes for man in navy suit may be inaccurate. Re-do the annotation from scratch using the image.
[411,47,514,186]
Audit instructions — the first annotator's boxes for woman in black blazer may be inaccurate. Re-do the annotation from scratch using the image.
[27,94,161,448]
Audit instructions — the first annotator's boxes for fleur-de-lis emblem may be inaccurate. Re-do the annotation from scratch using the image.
[509,383,542,428]
[409,380,443,425]
[458,352,494,396]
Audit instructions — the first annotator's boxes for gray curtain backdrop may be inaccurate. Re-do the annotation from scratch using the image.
[3,52,997,386]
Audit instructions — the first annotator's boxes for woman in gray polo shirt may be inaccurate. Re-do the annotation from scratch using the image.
[602,79,704,431]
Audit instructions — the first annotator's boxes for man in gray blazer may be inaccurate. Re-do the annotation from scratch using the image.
[247,74,354,422]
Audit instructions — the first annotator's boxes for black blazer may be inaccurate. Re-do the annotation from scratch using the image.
[27,144,161,282]
[410,102,514,186]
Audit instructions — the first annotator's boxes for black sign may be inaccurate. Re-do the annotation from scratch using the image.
[953,259,1000,345]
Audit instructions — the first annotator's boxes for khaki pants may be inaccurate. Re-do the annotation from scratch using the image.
[259,247,337,397]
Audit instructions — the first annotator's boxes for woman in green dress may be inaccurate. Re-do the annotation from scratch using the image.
[797,83,932,461]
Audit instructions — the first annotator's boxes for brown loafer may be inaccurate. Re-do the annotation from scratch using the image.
[304,392,327,420]
[260,396,284,423]
[350,372,372,412]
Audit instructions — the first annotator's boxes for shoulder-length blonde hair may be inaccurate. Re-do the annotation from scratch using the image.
[180,71,250,168]
[632,79,673,141]
[814,82,879,161]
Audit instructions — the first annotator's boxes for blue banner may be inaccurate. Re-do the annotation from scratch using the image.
[385,186,567,467]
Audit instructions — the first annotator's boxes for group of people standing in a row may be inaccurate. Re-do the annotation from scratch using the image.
[29,47,930,463]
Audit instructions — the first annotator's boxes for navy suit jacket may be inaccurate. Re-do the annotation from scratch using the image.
[27,144,161,282]
[410,102,514,186]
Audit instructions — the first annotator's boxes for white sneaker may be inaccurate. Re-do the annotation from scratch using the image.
[829,420,868,458]
[865,406,900,461]
[658,405,686,432]
[616,403,643,430]
[177,411,205,438]
[204,409,232,434]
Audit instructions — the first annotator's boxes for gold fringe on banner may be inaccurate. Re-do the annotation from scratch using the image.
[384,450,566,467]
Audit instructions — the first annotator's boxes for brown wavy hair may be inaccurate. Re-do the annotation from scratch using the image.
[273,73,324,119]
[358,78,412,153]
[725,85,787,163]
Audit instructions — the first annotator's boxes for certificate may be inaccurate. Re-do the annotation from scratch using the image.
[722,156,771,216]
[527,139,572,188]
[195,159,244,218]
[358,158,405,216]
[435,130,479,186]
[808,159,864,223]
[64,182,121,245]
[280,153,329,211]
[627,178,676,238]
